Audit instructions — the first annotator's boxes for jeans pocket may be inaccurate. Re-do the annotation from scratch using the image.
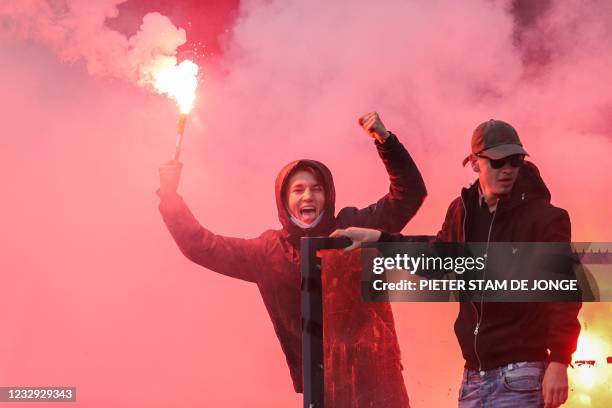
[458,379,476,401]
[503,374,542,392]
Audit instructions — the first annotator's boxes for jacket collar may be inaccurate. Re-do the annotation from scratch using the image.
[461,161,551,216]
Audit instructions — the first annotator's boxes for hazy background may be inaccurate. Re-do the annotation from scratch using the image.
[1,0,610,406]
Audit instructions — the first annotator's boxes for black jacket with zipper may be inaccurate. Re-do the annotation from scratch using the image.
[381,161,581,370]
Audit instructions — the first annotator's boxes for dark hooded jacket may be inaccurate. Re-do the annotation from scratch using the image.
[381,161,581,370]
[158,134,426,392]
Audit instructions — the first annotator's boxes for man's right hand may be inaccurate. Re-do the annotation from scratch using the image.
[158,160,183,194]
[330,227,382,251]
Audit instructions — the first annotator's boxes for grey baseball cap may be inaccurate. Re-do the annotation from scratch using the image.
[462,119,529,166]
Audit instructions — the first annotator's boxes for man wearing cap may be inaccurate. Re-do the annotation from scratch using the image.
[333,119,581,408]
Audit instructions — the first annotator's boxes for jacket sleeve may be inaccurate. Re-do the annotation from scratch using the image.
[336,133,427,233]
[377,198,459,243]
[435,198,462,243]
[539,208,582,365]
[378,231,433,243]
[158,191,263,283]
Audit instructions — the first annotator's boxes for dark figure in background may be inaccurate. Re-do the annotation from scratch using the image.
[157,112,427,394]
[334,119,581,408]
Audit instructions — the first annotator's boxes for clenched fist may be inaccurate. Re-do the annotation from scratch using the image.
[358,112,390,143]
[158,160,183,195]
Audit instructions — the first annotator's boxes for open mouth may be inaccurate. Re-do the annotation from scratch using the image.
[300,206,317,220]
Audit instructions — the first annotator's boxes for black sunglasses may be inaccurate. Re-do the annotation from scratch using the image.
[476,154,525,169]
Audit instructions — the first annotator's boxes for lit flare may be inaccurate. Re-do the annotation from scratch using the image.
[567,330,612,406]
[152,59,199,114]
[150,59,199,160]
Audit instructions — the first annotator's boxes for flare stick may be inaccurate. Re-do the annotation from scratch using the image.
[173,113,188,161]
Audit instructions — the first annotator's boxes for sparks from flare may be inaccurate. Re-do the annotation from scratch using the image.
[566,325,612,407]
[570,332,606,390]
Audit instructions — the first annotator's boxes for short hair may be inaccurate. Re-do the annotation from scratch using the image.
[290,163,324,184]
[283,163,325,203]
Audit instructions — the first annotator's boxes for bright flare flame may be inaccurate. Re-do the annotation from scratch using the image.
[570,332,606,390]
[578,394,592,406]
[566,326,612,408]
[152,60,199,114]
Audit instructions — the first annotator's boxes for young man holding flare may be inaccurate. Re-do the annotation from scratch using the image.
[157,112,427,394]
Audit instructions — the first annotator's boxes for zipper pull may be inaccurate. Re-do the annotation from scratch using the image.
[474,323,480,335]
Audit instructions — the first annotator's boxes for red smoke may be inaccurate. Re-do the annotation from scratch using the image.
[108,0,239,60]
[0,1,610,407]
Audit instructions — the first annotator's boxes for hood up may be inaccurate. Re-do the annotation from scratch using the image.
[275,159,336,240]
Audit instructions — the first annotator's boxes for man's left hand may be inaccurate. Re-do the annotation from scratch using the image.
[330,227,382,251]
[542,362,568,408]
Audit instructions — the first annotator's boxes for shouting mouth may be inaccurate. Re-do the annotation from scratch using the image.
[299,206,317,222]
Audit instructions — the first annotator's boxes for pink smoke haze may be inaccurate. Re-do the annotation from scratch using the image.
[1,0,611,406]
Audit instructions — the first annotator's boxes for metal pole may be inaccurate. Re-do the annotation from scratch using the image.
[301,237,351,408]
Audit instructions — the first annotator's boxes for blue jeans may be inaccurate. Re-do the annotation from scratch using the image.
[458,361,545,408]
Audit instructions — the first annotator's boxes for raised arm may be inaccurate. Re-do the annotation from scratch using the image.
[157,161,263,283]
[336,112,427,233]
